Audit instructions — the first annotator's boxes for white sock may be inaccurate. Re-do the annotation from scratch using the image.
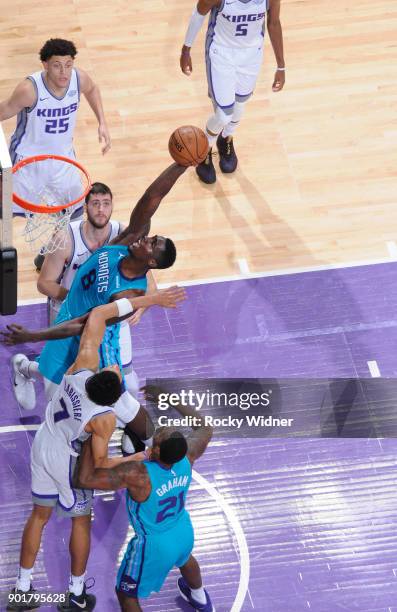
[27,361,39,379]
[69,573,85,596]
[222,123,238,138]
[205,129,217,148]
[16,566,33,592]
[190,586,206,605]
[18,358,39,380]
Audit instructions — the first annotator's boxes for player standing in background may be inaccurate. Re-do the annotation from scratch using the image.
[6,290,185,612]
[180,0,285,184]
[75,385,215,612]
[0,38,111,267]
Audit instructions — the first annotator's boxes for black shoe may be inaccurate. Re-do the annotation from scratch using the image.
[34,253,45,271]
[216,134,238,173]
[195,149,216,184]
[57,585,96,611]
[6,585,40,610]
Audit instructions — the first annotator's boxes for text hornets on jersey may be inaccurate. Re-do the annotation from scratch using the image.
[97,250,109,293]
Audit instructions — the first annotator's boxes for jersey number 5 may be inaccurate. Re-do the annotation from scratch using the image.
[235,23,248,36]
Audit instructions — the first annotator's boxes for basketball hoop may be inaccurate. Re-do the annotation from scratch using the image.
[12,154,91,254]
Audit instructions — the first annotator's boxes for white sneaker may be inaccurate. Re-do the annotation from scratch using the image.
[11,353,36,411]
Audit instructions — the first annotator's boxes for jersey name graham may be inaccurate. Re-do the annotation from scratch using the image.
[156,475,189,497]
[36,102,78,118]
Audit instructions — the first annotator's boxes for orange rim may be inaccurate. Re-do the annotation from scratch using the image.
[12,154,91,214]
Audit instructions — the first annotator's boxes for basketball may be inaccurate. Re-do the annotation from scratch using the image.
[168,126,209,166]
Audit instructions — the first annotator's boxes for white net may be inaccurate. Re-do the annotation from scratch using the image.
[13,156,89,254]
[23,208,74,254]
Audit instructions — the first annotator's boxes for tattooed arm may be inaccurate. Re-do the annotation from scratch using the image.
[74,438,151,501]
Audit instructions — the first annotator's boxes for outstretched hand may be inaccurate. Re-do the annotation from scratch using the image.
[153,286,187,308]
[0,324,31,346]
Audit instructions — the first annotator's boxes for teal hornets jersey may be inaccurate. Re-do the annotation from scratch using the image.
[39,245,147,384]
[127,457,192,535]
[57,245,148,321]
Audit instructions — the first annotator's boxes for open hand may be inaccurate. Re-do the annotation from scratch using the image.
[154,286,186,308]
[141,384,166,404]
[127,308,146,326]
[0,324,32,345]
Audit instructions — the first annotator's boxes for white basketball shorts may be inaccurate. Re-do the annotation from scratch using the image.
[31,422,93,517]
[206,43,264,109]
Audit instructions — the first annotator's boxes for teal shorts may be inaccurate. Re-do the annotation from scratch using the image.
[116,514,194,599]
[39,323,122,384]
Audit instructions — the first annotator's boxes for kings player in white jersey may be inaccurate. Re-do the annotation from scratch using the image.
[180,0,285,184]
[6,288,186,612]
[0,38,111,218]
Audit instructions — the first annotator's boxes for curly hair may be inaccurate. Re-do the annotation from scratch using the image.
[39,39,77,62]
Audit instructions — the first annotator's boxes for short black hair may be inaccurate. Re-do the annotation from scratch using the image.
[40,39,77,62]
[85,182,113,205]
[159,431,188,464]
[155,238,177,270]
[85,371,122,406]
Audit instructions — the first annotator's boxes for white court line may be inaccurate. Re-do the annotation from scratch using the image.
[0,427,250,611]
[236,258,251,276]
[14,255,397,305]
[367,360,381,378]
[18,297,47,306]
[157,256,396,288]
[0,424,40,433]
[192,469,250,612]
[386,241,397,260]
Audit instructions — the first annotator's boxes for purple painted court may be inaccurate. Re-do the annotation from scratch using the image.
[1,262,397,611]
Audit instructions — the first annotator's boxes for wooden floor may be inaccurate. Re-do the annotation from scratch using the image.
[1,0,397,300]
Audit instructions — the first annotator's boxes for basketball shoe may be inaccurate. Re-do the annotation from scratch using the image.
[11,354,36,411]
[57,584,96,611]
[6,585,40,610]
[216,134,238,173]
[177,577,216,612]
[195,149,216,184]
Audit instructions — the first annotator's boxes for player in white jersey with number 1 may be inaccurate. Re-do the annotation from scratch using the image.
[0,38,111,219]
[180,0,285,184]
